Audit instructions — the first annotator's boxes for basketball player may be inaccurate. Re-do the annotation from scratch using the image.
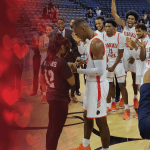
[103,19,129,120]
[72,15,105,54]
[127,24,149,118]
[111,0,139,108]
[129,29,150,85]
[129,24,149,87]
[40,33,75,150]
[39,25,54,103]
[69,19,110,150]
[95,16,105,35]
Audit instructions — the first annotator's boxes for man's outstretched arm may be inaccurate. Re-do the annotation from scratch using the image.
[111,0,126,27]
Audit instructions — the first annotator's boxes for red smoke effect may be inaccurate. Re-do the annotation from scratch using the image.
[5,0,27,23]
[0,0,31,149]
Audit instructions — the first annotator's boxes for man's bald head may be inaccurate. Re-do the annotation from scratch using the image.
[72,19,89,30]
[72,19,90,42]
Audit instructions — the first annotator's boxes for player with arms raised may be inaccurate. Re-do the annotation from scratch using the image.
[111,0,139,109]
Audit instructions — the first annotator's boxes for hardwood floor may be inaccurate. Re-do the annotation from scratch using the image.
[9,71,150,150]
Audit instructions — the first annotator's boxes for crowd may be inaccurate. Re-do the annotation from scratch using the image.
[5,0,150,149]
[43,0,58,23]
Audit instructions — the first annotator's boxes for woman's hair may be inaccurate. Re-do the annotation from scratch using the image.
[47,33,71,62]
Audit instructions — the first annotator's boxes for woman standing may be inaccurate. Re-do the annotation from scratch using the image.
[40,33,75,150]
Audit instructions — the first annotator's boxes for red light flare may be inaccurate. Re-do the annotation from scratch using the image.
[5,0,27,23]
[2,48,13,60]
[7,7,21,23]
[0,65,4,77]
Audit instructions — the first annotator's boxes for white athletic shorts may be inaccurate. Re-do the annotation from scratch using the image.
[135,58,145,85]
[83,79,109,119]
[123,58,136,73]
[107,62,126,83]
[136,75,143,85]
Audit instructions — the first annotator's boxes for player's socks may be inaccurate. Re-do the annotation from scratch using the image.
[83,138,90,147]
[112,98,115,102]
[102,148,109,150]
[43,92,46,95]
[134,95,138,99]
[107,103,111,109]
[107,103,112,114]
[125,104,129,109]
[133,95,139,108]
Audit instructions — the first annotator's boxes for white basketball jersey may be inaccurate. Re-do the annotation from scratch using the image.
[135,35,149,76]
[41,34,49,64]
[86,33,107,82]
[103,32,125,66]
[122,25,137,59]
[145,39,150,69]
[95,30,105,36]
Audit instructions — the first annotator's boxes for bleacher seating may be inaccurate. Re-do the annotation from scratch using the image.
[13,0,150,48]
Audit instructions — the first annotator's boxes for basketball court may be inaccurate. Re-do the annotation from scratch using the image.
[8,70,150,150]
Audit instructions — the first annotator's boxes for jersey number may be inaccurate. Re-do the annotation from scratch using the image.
[45,70,55,88]
[109,48,113,54]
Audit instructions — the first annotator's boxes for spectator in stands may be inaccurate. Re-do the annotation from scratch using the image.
[43,4,50,19]
[50,5,58,23]
[146,21,149,31]
[138,68,150,139]
[50,18,81,102]
[138,18,146,24]
[143,12,148,22]
[147,12,150,21]
[96,7,101,17]
[86,9,94,25]
[48,0,54,10]
[30,22,45,96]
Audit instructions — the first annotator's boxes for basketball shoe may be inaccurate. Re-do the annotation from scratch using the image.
[123,109,130,120]
[69,143,91,150]
[110,102,117,111]
[133,98,139,109]
[107,107,112,114]
[41,95,47,103]
[119,98,124,106]
[135,113,138,118]
[135,108,138,118]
